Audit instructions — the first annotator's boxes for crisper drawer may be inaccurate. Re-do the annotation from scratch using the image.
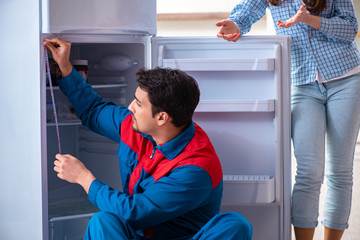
[49,199,98,240]
[222,175,275,204]
[49,213,94,240]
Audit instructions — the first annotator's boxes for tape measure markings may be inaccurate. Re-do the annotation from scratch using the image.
[44,46,62,154]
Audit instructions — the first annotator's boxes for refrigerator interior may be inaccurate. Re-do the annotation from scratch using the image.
[45,36,147,239]
[44,36,290,240]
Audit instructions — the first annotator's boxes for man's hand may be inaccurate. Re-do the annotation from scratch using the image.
[44,38,73,77]
[216,20,241,42]
[277,5,321,30]
[54,154,96,194]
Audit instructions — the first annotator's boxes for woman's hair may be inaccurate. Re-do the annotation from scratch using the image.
[136,67,200,128]
[267,0,326,15]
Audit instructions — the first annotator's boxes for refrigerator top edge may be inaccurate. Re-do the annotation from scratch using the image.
[41,0,157,35]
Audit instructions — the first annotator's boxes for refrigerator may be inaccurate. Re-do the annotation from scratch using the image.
[0,0,291,239]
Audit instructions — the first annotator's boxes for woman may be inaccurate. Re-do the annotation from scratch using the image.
[216,1,360,239]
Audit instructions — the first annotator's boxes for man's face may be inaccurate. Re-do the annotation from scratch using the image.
[128,87,157,135]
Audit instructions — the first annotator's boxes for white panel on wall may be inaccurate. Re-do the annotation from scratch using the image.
[157,0,240,13]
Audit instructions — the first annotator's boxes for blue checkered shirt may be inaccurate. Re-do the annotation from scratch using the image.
[229,0,360,85]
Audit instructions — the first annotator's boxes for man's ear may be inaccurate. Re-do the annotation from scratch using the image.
[157,111,169,126]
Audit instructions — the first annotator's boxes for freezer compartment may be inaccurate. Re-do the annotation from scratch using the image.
[222,175,275,204]
[42,0,156,34]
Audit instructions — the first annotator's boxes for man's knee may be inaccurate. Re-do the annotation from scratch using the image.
[86,212,115,239]
[85,211,135,240]
[217,212,253,238]
[88,211,112,228]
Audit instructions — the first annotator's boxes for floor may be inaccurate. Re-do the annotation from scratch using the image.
[291,143,360,240]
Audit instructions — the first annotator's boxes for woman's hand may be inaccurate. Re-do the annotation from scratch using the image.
[277,5,321,30]
[216,20,241,42]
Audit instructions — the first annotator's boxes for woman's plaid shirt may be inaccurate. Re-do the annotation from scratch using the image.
[229,0,360,85]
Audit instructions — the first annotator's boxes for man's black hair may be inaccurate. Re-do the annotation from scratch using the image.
[136,67,200,128]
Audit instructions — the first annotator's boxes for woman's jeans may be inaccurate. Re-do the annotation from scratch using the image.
[291,73,360,230]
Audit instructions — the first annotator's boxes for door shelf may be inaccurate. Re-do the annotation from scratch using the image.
[222,175,275,204]
[162,58,275,71]
[195,100,275,112]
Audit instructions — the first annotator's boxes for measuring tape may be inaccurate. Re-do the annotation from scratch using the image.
[44,46,62,154]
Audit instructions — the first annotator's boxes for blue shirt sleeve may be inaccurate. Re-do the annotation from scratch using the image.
[228,0,268,35]
[58,69,131,142]
[88,165,213,229]
[319,0,358,43]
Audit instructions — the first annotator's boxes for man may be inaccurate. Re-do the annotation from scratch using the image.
[45,38,252,240]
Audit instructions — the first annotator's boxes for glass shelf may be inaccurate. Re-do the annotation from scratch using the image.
[46,83,128,90]
[47,120,81,126]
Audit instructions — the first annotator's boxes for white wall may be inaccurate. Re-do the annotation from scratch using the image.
[156,0,275,37]
[157,16,273,37]
[157,0,240,13]
[157,1,359,42]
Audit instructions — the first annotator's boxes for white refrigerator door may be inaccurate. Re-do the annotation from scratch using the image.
[151,36,291,240]
[42,0,156,34]
[0,1,44,240]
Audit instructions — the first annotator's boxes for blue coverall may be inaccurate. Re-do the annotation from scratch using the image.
[59,69,253,240]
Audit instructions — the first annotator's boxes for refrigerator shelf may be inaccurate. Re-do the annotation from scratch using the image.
[162,58,275,71]
[48,200,98,240]
[195,99,275,112]
[222,175,275,204]
[47,120,81,126]
[92,83,128,89]
[46,83,128,90]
